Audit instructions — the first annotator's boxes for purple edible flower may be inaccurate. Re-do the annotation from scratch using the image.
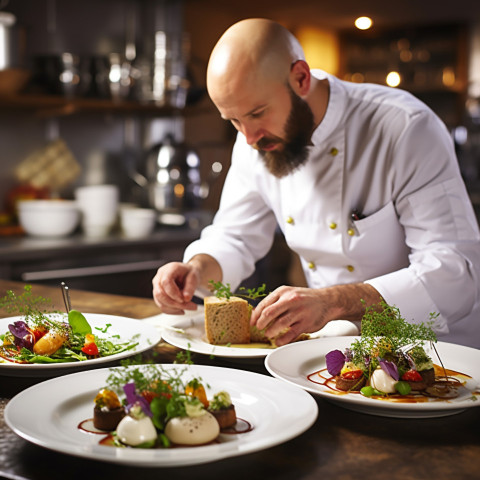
[8,321,34,350]
[326,349,346,376]
[344,348,353,362]
[379,359,399,381]
[123,382,152,417]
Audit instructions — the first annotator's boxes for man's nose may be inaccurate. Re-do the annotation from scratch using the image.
[242,123,262,146]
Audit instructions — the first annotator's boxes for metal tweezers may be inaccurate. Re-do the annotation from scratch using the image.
[60,281,72,312]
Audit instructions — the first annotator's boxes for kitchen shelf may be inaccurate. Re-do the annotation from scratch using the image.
[338,23,468,126]
[0,93,185,118]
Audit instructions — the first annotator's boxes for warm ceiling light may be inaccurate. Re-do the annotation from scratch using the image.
[386,71,401,87]
[355,16,373,30]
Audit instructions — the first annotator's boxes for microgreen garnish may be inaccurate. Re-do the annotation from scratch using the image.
[0,285,57,325]
[208,280,268,302]
[174,344,193,365]
[96,323,112,334]
[348,301,437,373]
[105,364,206,425]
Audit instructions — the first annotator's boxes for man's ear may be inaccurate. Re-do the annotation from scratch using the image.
[289,60,311,96]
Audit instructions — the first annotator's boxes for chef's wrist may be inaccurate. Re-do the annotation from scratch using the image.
[187,254,223,291]
[323,283,384,322]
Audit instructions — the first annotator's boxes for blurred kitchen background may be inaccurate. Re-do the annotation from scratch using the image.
[1,0,480,298]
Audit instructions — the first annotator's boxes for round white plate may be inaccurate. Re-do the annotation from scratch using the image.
[4,364,318,467]
[160,312,359,360]
[0,313,161,376]
[265,336,480,418]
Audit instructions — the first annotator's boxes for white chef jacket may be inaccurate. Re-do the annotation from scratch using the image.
[184,70,480,349]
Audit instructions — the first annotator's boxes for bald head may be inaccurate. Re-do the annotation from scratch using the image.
[207,19,305,103]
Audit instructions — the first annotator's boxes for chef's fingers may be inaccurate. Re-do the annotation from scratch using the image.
[262,309,295,338]
[252,289,291,330]
[250,288,283,326]
[271,325,301,347]
[182,269,199,302]
[152,263,187,308]
[153,284,198,313]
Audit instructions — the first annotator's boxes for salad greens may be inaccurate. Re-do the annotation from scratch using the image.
[0,285,139,364]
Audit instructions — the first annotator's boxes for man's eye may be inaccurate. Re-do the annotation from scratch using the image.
[250,111,264,119]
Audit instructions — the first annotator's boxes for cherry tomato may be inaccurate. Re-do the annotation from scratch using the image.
[401,370,423,382]
[81,342,99,356]
[32,328,47,343]
[341,370,363,379]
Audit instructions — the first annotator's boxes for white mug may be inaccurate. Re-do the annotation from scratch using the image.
[74,184,119,237]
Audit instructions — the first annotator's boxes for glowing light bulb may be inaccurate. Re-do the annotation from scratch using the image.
[386,71,401,87]
[355,16,373,30]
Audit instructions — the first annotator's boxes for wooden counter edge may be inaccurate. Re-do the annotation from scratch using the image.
[0,279,162,319]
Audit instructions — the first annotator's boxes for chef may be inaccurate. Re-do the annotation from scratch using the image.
[152,18,480,349]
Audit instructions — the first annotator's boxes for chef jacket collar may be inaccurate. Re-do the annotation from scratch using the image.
[309,69,347,146]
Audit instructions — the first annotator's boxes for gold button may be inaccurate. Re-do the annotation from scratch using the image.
[330,147,339,156]
[347,228,355,236]
[329,222,337,230]
[346,265,355,272]
[308,261,315,269]
[286,216,294,225]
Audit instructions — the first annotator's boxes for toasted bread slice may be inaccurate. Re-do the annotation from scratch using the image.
[204,296,251,345]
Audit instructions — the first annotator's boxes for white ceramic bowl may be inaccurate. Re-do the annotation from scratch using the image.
[120,207,157,239]
[18,200,80,237]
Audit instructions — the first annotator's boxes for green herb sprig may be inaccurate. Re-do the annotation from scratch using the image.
[208,280,268,302]
[0,285,57,325]
[349,301,438,372]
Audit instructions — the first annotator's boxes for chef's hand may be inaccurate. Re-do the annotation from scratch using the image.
[152,262,200,314]
[250,283,383,346]
[152,254,223,314]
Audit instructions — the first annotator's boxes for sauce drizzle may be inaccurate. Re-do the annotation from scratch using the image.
[307,365,470,403]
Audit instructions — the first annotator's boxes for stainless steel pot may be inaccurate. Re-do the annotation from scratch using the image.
[131,134,213,214]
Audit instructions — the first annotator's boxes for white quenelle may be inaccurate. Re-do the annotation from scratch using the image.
[165,411,220,445]
[370,368,397,394]
[116,413,157,447]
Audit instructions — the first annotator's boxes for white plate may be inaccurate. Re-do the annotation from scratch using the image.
[4,364,318,467]
[160,312,360,360]
[161,313,276,359]
[0,313,161,376]
[265,336,480,418]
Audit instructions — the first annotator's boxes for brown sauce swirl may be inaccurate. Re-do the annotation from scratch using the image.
[78,416,253,448]
[308,364,470,403]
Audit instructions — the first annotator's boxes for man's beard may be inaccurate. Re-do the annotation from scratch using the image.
[255,86,315,178]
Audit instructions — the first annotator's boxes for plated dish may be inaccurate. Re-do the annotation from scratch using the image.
[265,336,480,418]
[4,364,318,466]
[0,313,161,377]
[161,313,275,359]
[160,312,359,360]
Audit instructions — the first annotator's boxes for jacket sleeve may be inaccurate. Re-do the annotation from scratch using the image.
[183,135,278,290]
[365,110,480,336]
